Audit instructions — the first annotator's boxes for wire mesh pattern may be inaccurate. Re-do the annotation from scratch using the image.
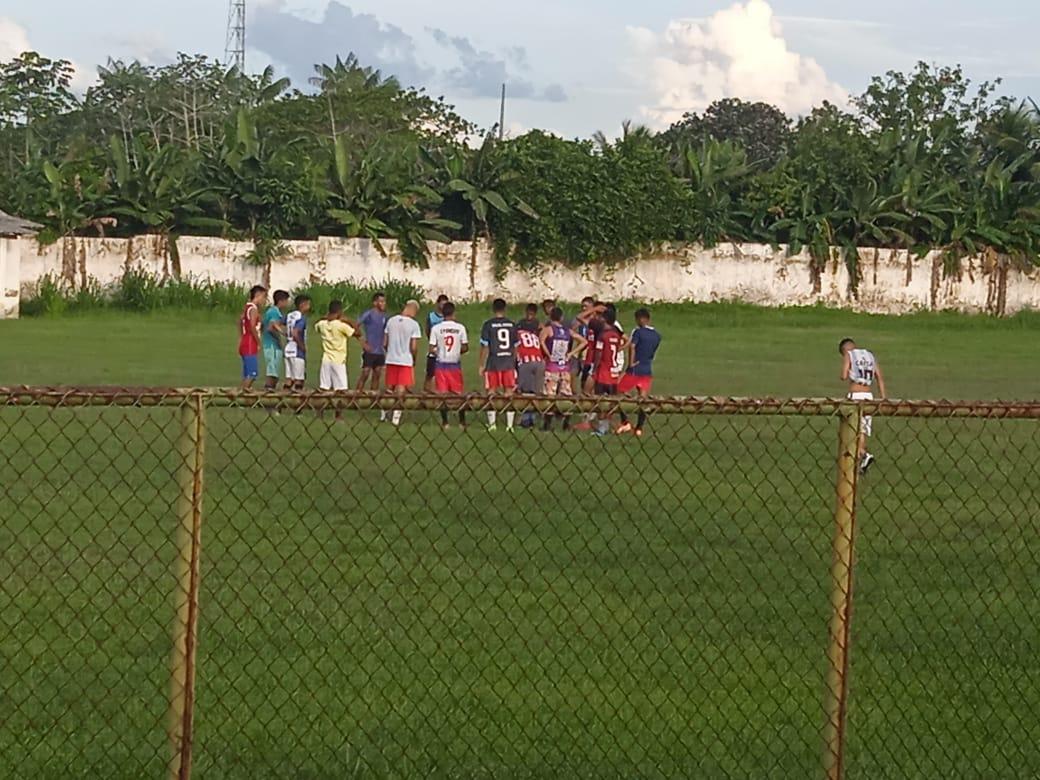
[1,389,1038,779]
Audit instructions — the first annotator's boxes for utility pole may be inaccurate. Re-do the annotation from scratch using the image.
[225,0,246,72]
[498,83,506,140]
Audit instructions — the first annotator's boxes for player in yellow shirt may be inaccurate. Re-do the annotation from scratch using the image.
[315,300,362,391]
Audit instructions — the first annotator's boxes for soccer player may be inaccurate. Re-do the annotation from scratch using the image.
[315,300,361,392]
[357,292,388,392]
[541,298,556,324]
[839,338,887,474]
[262,290,291,390]
[238,285,267,389]
[424,294,450,392]
[516,303,545,428]
[540,306,587,431]
[283,294,312,391]
[384,299,423,426]
[591,305,627,436]
[616,308,661,436]
[569,296,598,394]
[479,298,518,432]
[429,301,469,429]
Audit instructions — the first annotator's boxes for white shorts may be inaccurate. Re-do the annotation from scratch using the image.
[319,362,349,391]
[848,392,873,437]
[284,357,306,382]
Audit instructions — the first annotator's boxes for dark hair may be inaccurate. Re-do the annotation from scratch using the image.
[492,298,507,313]
[635,308,650,321]
[436,294,450,304]
[550,306,564,323]
[372,292,386,302]
[442,302,456,317]
[328,299,344,315]
[294,294,311,308]
[273,289,290,305]
[542,298,555,308]
[525,303,538,314]
[838,338,855,355]
[603,304,618,324]
[249,285,267,299]
[581,296,595,306]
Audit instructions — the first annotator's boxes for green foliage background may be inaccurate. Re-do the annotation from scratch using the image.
[2,52,1040,279]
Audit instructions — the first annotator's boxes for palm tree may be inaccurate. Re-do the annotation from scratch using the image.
[309,55,401,140]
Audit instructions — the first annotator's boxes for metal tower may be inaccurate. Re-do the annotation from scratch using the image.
[225,0,246,72]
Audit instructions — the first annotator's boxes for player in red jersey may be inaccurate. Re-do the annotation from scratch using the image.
[238,285,267,389]
[591,304,627,436]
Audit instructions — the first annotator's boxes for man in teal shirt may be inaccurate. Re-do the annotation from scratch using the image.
[263,290,291,390]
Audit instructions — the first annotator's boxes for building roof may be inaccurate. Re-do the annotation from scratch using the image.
[0,209,41,237]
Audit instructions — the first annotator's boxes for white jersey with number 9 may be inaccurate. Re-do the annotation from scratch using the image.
[430,321,468,365]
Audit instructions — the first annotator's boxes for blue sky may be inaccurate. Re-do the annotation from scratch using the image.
[2,0,1038,137]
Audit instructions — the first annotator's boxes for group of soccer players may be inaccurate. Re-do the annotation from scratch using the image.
[236,286,664,437]
[238,286,885,470]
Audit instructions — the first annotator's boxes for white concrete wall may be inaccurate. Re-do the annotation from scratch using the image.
[11,234,1040,317]
[1,238,21,318]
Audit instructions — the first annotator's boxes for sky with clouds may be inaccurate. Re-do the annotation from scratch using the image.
[2,0,1038,138]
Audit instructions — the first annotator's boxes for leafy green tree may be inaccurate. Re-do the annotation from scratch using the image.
[660,99,792,167]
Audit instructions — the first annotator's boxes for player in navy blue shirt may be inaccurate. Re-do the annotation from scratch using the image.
[617,308,661,436]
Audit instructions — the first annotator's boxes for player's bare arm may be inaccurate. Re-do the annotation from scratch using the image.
[478,344,488,374]
[840,352,851,382]
[567,330,587,360]
[539,326,553,359]
[875,363,887,398]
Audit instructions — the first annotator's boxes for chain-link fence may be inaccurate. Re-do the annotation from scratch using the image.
[2,389,1038,779]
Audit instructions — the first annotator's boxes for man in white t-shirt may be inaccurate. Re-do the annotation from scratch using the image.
[429,301,469,429]
[383,299,422,425]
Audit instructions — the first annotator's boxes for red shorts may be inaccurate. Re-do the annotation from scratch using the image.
[385,364,414,388]
[618,374,652,394]
[435,368,464,394]
[484,369,517,391]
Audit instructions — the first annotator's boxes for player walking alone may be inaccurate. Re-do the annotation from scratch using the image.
[839,338,887,474]
[480,298,519,432]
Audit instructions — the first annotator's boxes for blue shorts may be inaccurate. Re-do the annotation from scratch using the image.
[241,355,259,379]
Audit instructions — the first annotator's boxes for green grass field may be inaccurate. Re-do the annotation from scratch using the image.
[2,303,1039,779]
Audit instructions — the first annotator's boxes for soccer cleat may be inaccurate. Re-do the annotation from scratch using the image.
[486,425,497,433]
[616,422,634,435]
[859,453,875,474]
[592,429,608,437]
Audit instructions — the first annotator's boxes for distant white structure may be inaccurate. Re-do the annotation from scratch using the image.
[0,209,40,319]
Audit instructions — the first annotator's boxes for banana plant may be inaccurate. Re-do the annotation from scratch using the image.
[106,135,224,274]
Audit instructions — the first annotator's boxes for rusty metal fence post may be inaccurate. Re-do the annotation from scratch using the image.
[822,403,861,780]
[167,393,206,780]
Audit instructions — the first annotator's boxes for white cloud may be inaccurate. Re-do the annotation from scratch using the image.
[0,16,96,91]
[0,17,31,60]
[628,0,848,127]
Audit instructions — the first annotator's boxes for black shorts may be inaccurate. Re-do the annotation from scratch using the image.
[594,382,618,396]
[580,365,593,382]
[362,353,386,369]
[425,353,437,379]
